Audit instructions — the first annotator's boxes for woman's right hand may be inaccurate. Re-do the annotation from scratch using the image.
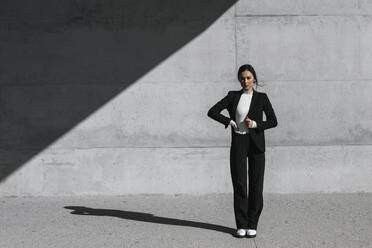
[230,120,239,131]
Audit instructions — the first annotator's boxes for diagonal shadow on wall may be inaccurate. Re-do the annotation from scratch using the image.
[0,0,237,182]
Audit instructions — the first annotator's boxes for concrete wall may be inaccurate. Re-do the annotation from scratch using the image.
[1,0,371,196]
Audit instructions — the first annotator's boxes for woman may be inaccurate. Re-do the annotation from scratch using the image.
[207,64,278,238]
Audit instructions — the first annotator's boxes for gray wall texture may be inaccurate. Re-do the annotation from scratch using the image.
[1,0,371,196]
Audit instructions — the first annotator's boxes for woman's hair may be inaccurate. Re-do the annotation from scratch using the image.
[237,64,262,88]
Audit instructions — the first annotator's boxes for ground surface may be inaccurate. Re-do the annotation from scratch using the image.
[0,193,371,248]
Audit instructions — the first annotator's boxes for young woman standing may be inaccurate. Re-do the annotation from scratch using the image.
[207,64,278,238]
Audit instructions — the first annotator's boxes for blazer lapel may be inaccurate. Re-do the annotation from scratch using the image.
[231,89,244,119]
[247,88,258,118]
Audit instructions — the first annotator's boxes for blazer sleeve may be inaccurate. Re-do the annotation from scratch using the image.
[256,93,278,132]
[207,91,233,129]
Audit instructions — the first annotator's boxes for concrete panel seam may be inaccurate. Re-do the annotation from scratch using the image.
[235,14,372,17]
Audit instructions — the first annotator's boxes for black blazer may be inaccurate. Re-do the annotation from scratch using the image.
[207,88,278,153]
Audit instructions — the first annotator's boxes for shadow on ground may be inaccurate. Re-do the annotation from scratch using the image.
[64,206,235,235]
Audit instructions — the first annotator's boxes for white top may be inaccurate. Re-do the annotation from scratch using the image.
[229,89,257,134]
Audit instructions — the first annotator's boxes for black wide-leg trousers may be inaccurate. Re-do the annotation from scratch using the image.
[230,131,265,230]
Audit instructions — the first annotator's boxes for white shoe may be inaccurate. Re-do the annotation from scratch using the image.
[246,229,256,238]
[235,229,247,238]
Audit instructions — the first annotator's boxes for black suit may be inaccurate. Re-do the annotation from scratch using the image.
[207,88,277,153]
[207,88,278,230]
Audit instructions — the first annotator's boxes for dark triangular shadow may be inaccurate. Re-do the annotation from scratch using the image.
[64,206,235,235]
[0,0,237,182]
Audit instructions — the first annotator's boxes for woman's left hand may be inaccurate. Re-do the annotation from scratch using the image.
[245,117,254,128]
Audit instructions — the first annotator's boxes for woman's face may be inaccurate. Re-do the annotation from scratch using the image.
[239,70,255,91]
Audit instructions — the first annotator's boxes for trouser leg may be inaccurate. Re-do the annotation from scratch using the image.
[247,137,265,230]
[230,133,249,229]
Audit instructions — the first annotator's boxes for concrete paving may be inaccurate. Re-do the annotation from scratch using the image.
[0,193,371,248]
